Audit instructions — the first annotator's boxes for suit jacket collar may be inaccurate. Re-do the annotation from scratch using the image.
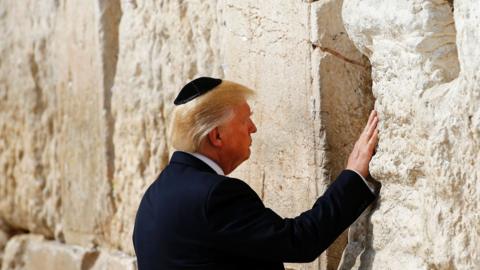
[170,151,218,174]
[188,152,225,175]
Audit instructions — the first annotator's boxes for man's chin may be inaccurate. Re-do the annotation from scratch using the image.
[241,151,251,164]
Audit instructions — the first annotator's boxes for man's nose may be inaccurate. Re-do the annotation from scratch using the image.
[250,119,257,133]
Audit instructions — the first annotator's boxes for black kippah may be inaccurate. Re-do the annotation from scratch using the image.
[174,77,222,105]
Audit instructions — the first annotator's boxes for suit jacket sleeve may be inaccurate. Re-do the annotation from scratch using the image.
[205,170,377,263]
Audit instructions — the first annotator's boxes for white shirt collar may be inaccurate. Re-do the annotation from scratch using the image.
[188,152,225,176]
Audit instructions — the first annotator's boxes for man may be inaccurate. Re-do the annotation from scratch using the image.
[133,77,380,270]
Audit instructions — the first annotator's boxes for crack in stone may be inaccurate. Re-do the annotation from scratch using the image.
[95,0,122,217]
[312,43,368,68]
[448,0,454,11]
[80,250,100,270]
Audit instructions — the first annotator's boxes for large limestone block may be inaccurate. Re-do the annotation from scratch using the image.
[108,0,223,253]
[220,2,321,269]
[55,0,121,247]
[220,1,373,269]
[0,0,122,249]
[310,1,374,268]
[2,234,87,270]
[90,251,137,270]
[1,234,136,270]
[0,0,62,237]
[221,0,318,220]
[340,0,479,269]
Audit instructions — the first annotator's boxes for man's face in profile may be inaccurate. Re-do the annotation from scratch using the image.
[218,101,257,172]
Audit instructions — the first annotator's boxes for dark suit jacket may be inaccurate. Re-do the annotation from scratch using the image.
[133,151,376,270]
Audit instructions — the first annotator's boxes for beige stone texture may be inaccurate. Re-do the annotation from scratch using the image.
[0,0,477,269]
[0,0,62,238]
[0,0,120,247]
[220,1,372,269]
[310,1,374,268]
[1,234,136,270]
[107,0,224,253]
[0,220,12,268]
[0,0,375,268]
[339,0,479,269]
[55,0,120,248]
[220,2,321,268]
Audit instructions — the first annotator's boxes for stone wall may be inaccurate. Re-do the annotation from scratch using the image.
[0,0,476,270]
[339,0,479,269]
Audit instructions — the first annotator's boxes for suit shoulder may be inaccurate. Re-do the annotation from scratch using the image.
[205,177,265,222]
[207,177,260,202]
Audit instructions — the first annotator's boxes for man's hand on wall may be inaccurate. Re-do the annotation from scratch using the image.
[346,110,379,178]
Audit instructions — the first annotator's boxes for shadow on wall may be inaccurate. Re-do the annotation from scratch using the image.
[311,0,376,268]
[337,182,382,270]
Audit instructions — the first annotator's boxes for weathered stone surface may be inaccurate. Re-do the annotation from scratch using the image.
[0,0,62,238]
[56,0,121,248]
[219,2,321,269]
[1,234,136,270]
[0,220,12,268]
[221,0,318,226]
[0,0,374,268]
[1,0,477,269]
[340,0,479,269]
[310,1,374,269]
[220,1,372,269]
[3,234,86,270]
[0,0,121,248]
[107,0,224,253]
[90,251,137,270]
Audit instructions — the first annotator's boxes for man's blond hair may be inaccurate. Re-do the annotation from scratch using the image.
[169,80,255,152]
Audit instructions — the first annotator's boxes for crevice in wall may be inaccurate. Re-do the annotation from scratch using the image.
[322,55,374,270]
[28,51,47,115]
[0,220,29,269]
[80,250,100,270]
[311,43,368,69]
[309,0,375,269]
[337,199,379,270]
[447,0,454,12]
[95,0,122,219]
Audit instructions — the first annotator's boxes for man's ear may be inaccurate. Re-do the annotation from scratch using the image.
[207,127,223,148]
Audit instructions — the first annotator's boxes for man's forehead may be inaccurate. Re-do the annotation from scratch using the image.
[236,101,251,113]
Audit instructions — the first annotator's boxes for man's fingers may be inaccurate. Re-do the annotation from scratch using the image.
[368,128,379,149]
[363,110,377,134]
[366,116,378,138]
[367,110,376,127]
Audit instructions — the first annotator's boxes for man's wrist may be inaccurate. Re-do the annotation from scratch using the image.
[346,169,375,194]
